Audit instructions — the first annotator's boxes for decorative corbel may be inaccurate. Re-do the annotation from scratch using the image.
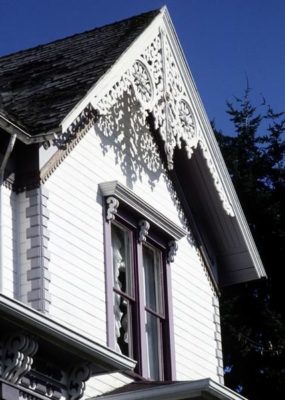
[106,196,119,221]
[1,334,38,384]
[67,363,92,400]
[138,220,150,242]
[167,240,178,263]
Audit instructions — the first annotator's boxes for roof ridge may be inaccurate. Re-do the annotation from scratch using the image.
[0,9,161,60]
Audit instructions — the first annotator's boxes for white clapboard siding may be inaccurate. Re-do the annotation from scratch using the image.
[1,187,18,297]
[84,373,133,398]
[172,238,218,380]
[45,123,220,391]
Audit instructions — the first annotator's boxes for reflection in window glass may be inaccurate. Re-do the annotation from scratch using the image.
[114,294,132,357]
[143,245,162,313]
[143,244,164,379]
[145,312,162,380]
[111,223,133,356]
[111,223,132,295]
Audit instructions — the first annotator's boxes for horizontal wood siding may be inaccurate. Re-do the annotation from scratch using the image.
[46,167,107,344]
[172,236,218,380]
[45,123,220,391]
[84,373,133,398]
[1,186,17,297]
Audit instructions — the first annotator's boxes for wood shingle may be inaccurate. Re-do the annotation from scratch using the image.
[0,10,159,135]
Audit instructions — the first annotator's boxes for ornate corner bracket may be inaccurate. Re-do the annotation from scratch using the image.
[1,334,38,385]
[167,240,178,263]
[67,364,92,400]
[106,196,120,221]
[138,219,150,242]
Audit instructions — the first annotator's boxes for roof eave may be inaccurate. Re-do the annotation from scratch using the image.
[161,9,267,285]
[0,112,61,145]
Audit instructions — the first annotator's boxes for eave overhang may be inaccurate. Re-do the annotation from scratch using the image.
[0,294,136,373]
[57,7,265,286]
[0,112,61,145]
[93,378,248,400]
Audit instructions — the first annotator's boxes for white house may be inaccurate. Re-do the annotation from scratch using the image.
[0,7,266,400]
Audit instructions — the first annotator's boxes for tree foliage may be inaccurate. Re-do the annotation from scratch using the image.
[214,87,285,400]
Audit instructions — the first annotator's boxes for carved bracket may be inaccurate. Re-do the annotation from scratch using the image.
[138,220,150,242]
[167,240,178,263]
[67,364,92,400]
[1,334,38,385]
[106,196,120,221]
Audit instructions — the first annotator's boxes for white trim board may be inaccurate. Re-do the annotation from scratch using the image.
[0,294,136,372]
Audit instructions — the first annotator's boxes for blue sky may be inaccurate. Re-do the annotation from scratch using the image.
[0,0,284,133]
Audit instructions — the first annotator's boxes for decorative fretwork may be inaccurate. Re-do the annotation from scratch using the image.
[138,220,150,242]
[95,29,234,216]
[67,364,92,400]
[21,376,62,400]
[46,24,234,216]
[106,196,120,221]
[1,335,38,384]
[131,60,154,107]
[167,240,178,263]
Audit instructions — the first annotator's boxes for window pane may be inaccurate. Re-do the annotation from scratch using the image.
[142,245,163,313]
[145,312,162,380]
[114,294,133,357]
[111,223,132,295]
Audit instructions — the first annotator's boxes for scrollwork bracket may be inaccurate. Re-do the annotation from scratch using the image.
[138,220,150,242]
[167,240,178,263]
[106,196,120,221]
[1,334,38,384]
[67,363,92,400]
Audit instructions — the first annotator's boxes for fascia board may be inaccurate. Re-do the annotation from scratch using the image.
[0,113,61,145]
[95,378,248,400]
[0,294,136,371]
[0,113,31,143]
[161,8,266,280]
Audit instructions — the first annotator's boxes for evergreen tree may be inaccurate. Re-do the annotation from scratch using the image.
[214,88,285,400]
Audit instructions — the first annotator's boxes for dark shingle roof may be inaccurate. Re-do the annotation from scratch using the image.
[0,10,159,135]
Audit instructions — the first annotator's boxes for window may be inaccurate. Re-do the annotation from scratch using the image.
[110,218,167,379]
[100,181,186,381]
[142,243,165,379]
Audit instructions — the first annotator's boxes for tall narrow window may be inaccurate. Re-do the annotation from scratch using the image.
[100,181,186,381]
[108,217,171,380]
[111,222,134,357]
[143,244,164,380]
